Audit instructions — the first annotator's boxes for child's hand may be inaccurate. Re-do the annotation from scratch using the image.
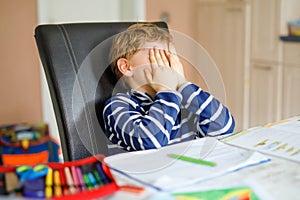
[168,43,186,88]
[145,48,178,92]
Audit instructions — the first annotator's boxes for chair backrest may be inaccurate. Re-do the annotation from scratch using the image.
[34,22,168,161]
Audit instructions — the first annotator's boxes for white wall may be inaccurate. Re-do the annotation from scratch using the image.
[37,0,145,147]
[38,0,145,24]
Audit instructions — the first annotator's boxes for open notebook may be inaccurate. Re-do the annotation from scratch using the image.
[104,137,270,191]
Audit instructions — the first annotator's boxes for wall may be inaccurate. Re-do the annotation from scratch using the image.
[146,0,197,39]
[38,0,124,24]
[0,0,42,124]
[146,0,208,90]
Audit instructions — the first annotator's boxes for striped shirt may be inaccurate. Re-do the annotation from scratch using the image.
[103,82,235,151]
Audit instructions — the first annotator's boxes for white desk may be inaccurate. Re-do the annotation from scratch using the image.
[102,117,300,200]
[102,152,300,200]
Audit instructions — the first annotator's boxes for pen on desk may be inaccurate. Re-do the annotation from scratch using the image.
[64,167,76,194]
[70,166,80,192]
[95,163,110,184]
[76,167,86,191]
[168,154,216,167]
[83,174,93,190]
[87,172,99,188]
[53,170,62,197]
[93,171,103,186]
[45,167,53,198]
[59,168,69,195]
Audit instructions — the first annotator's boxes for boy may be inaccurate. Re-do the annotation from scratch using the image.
[103,23,235,151]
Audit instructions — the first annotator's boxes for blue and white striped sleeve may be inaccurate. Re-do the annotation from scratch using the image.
[178,82,235,136]
[103,91,182,151]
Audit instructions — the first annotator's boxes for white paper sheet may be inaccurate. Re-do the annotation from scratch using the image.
[104,137,269,191]
[170,155,300,200]
[223,116,300,163]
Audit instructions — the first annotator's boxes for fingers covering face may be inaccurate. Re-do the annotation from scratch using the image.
[154,48,164,67]
[160,49,170,66]
[149,48,157,67]
[149,48,170,68]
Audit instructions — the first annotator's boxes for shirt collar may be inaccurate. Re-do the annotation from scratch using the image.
[128,89,153,104]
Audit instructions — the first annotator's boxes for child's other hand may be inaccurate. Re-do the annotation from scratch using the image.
[168,43,186,87]
[145,48,178,92]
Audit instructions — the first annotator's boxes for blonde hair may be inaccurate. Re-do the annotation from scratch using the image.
[109,23,172,79]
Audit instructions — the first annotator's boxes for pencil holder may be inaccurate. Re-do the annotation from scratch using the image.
[0,154,119,199]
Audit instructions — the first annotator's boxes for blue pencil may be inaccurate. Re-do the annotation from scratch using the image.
[95,163,110,184]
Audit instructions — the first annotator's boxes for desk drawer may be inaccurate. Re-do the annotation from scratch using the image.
[283,43,300,67]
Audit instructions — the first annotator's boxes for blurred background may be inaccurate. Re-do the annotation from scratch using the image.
[0,0,299,142]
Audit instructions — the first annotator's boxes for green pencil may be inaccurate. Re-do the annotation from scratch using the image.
[168,154,216,167]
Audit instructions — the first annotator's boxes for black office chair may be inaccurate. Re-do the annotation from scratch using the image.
[34,22,168,161]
